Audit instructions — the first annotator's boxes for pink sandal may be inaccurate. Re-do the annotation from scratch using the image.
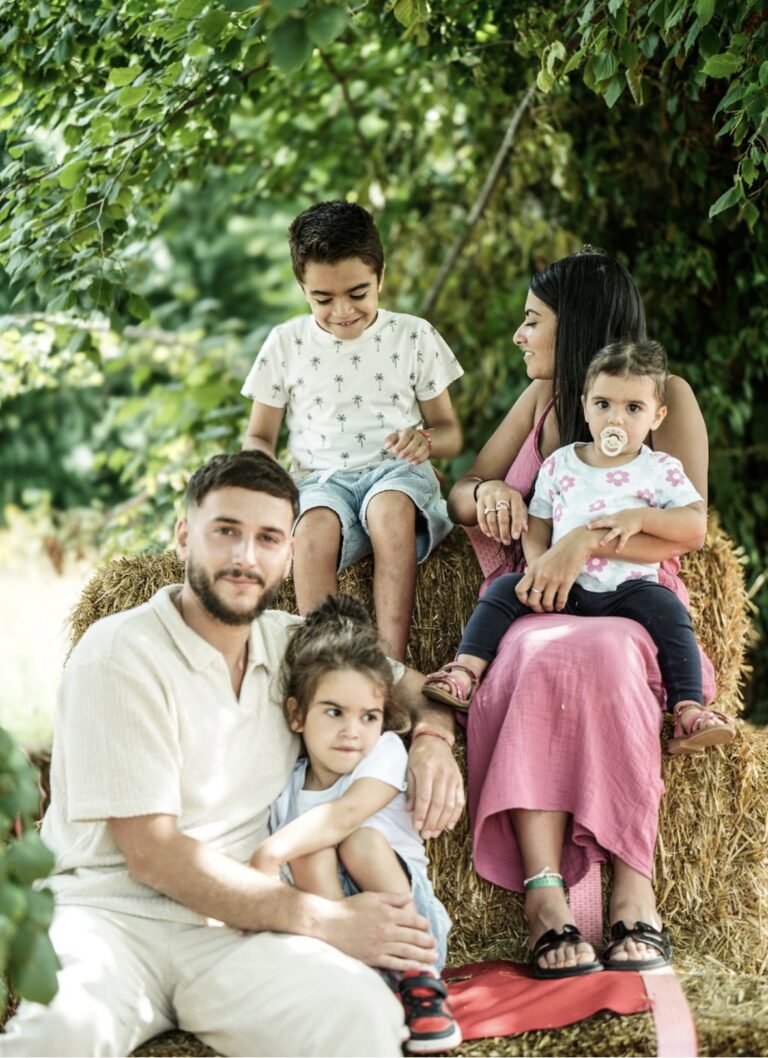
[667,702,736,755]
[422,663,480,712]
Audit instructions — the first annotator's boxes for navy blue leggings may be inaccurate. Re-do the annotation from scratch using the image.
[458,574,702,710]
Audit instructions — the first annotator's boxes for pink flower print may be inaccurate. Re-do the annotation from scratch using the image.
[542,456,556,477]
[606,470,630,487]
[657,455,669,464]
[548,488,555,502]
[559,474,576,491]
[585,556,608,574]
[625,570,644,580]
[635,488,657,506]
[588,499,606,513]
[553,503,564,522]
[666,467,685,487]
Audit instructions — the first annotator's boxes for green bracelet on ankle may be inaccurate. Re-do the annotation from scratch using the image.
[523,866,564,890]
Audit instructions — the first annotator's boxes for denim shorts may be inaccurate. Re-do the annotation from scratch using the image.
[295,459,453,572]
[339,854,452,972]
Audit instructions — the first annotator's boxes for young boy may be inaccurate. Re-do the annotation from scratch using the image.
[242,200,463,659]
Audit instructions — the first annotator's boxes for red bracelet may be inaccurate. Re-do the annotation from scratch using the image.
[411,728,455,749]
[417,427,433,451]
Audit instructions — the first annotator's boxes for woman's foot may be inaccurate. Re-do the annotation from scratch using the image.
[524,887,598,974]
[667,701,736,755]
[608,861,665,967]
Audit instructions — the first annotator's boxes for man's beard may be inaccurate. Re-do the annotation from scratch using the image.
[186,556,281,626]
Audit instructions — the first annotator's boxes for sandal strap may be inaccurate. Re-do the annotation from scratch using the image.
[531,924,583,960]
[423,662,479,703]
[605,920,672,961]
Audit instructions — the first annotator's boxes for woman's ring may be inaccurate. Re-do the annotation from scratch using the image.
[483,507,496,515]
[495,501,511,511]
[530,587,543,594]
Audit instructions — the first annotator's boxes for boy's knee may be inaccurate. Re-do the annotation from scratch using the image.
[366,492,416,539]
[338,827,389,868]
[294,507,342,549]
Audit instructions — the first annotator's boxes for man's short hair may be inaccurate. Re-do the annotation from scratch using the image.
[288,201,385,282]
[185,451,299,517]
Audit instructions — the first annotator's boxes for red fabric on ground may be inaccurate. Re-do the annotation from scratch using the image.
[443,961,651,1041]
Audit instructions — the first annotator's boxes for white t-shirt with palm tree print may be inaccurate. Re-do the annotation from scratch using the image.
[242,309,463,475]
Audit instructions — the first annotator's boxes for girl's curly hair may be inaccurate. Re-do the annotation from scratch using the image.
[281,594,410,734]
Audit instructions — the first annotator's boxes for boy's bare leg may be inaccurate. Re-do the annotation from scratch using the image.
[338,828,412,898]
[290,847,346,900]
[293,507,341,615]
[366,491,417,661]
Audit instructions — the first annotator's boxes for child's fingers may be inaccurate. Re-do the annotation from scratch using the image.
[600,527,620,545]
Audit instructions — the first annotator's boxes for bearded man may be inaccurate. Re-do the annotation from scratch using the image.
[1,450,461,1058]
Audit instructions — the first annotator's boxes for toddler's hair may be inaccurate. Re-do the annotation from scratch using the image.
[583,338,668,405]
[281,595,410,734]
[185,450,298,516]
[288,201,385,282]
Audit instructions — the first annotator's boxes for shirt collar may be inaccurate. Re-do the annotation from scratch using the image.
[151,585,272,673]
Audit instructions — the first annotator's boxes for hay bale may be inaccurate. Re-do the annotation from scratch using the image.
[56,521,766,1055]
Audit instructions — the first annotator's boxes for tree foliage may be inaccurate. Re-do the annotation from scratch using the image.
[1,0,767,715]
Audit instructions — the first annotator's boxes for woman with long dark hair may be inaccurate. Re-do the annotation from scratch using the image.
[447,249,715,977]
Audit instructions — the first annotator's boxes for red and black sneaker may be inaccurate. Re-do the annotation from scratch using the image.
[399,969,462,1055]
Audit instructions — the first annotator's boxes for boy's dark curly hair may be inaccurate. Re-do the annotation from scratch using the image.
[288,201,385,282]
[281,594,410,734]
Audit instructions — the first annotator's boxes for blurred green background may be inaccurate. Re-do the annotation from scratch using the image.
[1,0,766,741]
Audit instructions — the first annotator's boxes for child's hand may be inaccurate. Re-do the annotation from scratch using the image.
[586,508,645,552]
[383,427,430,465]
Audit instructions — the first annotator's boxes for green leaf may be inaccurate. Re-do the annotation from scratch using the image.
[742,200,759,230]
[267,19,312,73]
[708,183,742,217]
[174,0,207,16]
[696,0,715,26]
[198,8,229,42]
[63,124,83,147]
[108,65,143,87]
[0,85,21,107]
[271,0,306,12]
[626,66,643,105]
[127,293,151,321]
[11,928,59,1005]
[619,40,640,68]
[603,73,625,108]
[536,67,555,93]
[5,833,54,887]
[306,6,347,47]
[592,50,618,83]
[58,160,87,190]
[393,0,429,29]
[702,52,743,79]
[117,84,149,107]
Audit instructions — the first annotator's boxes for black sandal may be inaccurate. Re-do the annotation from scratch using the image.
[602,920,672,971]
[531,924,603,980]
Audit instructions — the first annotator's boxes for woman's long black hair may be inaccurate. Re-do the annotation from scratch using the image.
[530,248,647,446]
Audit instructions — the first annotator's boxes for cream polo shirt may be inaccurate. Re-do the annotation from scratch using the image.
[41,585,303,924]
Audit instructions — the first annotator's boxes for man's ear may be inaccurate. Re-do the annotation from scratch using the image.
[650,404,668,432]
[282,537,294,579]
[286,697,304,733]
[175,517,189,560]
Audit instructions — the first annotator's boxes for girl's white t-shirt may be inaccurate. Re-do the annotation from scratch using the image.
[269,730,428,870]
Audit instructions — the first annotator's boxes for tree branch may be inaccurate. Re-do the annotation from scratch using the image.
[419,84,537,318]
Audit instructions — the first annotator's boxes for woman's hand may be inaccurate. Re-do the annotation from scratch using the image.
[475,481,528,545]
[516,527,592,612]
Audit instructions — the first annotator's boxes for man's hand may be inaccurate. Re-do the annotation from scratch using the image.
[322,891,437,971]
[406,734,464,840]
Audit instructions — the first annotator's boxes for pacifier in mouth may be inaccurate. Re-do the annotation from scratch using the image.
[600,427,628,457]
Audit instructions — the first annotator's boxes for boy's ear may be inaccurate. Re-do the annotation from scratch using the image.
[286,697,304,732]
[581,393,587,420]
[650,404,668,431]
[377,262,386,293]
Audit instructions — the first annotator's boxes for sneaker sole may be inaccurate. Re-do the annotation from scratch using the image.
[404,1024,463,1055]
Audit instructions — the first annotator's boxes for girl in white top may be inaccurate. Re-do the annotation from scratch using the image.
[249,595,461,1056]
